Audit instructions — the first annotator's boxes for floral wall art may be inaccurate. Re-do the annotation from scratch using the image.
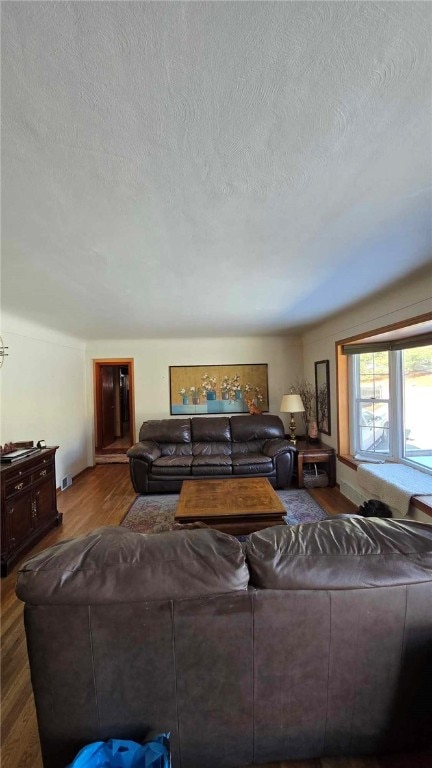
[169,364,269,415]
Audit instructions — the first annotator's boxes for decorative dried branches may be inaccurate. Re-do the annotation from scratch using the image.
[292,378,315,431]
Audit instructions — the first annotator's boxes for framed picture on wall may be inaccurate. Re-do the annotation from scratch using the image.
[169,363,269,415]
[315,359,331,435]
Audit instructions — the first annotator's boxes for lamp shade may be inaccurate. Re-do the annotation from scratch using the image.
[280,393,305,413]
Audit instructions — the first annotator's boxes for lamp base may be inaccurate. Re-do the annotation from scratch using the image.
[288,415,297,444]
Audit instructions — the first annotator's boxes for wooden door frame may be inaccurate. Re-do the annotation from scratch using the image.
[93,359,135,451]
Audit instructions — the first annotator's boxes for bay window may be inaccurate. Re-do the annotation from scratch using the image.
[348,342,432,473]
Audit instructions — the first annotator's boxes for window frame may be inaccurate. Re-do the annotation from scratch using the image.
[350,351,393,460]
[348,347,432,474]
[336,313,432,470]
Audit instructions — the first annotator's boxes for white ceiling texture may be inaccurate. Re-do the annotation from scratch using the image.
[2,1,431,340]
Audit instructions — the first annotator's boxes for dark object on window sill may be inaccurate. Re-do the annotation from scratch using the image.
[358,499,393,518]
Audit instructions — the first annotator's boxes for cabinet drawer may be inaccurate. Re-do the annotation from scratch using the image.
[32,466,53,483]
[3,464,29,483]
[303,452,330,463]
[5,473,33,498]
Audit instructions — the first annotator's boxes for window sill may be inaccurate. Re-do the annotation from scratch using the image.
[338,453,359,471]
[337,454,432,518]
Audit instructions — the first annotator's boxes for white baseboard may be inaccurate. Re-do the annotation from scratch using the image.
[339,481,366,508]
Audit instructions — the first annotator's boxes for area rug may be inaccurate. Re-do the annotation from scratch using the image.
[120,489,328,534]
[96,453,129,464]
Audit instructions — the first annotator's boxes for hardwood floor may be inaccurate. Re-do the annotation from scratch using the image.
[1,467,430,768]
[97,427,132,452]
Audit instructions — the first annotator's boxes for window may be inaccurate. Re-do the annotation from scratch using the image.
[352,350,390,456]
[349,344,432,473]
[402,346,432,471]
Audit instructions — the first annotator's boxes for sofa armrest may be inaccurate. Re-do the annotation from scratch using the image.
[262,438,294,459]
[127,441,161,464]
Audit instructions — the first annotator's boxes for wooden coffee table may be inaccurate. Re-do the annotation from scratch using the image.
[175,477,286,535]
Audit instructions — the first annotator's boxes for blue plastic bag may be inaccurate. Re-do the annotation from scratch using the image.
[66,734,171,768]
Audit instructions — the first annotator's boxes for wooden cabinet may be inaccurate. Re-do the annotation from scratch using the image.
[1,447,62,576]
[290,440,336,489]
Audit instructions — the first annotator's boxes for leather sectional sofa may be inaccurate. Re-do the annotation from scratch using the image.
[17,516,432,768]
[127,414,295,493]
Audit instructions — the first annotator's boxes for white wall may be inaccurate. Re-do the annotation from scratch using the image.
[301,265,432,522]
[85,335,303,465]
[1,311,87,485]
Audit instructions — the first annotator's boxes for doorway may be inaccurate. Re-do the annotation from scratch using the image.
[94,359,135,454]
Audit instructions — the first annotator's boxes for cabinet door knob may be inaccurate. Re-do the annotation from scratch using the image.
[40,469,47,477]
[15,482,24,491]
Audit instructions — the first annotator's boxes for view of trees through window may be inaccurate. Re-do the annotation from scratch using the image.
[353,344,432,471]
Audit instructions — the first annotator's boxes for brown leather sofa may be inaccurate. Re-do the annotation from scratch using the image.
[17,517,432,768]
[127,414,295,493]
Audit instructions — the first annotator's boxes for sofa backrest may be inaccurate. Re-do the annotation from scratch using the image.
[139,418,191,443]
[190,416,232,455]
[16,526,249,604]
[230,414,285,441]
[246,517,432,589]
[138,415,286,451]
[19,517,432,606]
[191,416,231,442]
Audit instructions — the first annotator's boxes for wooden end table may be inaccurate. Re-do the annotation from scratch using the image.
[290,439,336,489]
[175,477,286,535]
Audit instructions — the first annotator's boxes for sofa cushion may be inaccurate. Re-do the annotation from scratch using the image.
[232,439,266,455]
[160,443,193,457]
[231,415,284,442]
[192,455,233,476]
[191,416,231,442]
[139,418,191,443]
[152,456,193,475]
[232,453,273,467]
[192,454,232,467]
[193,441,232,456]
[246,518,432,590]
[16,527,250,605]
[232,455,273,475]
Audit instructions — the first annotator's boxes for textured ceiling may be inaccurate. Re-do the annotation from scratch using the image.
[2,1,431,340]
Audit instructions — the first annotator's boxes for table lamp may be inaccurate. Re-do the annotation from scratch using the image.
[280,392,305,444]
